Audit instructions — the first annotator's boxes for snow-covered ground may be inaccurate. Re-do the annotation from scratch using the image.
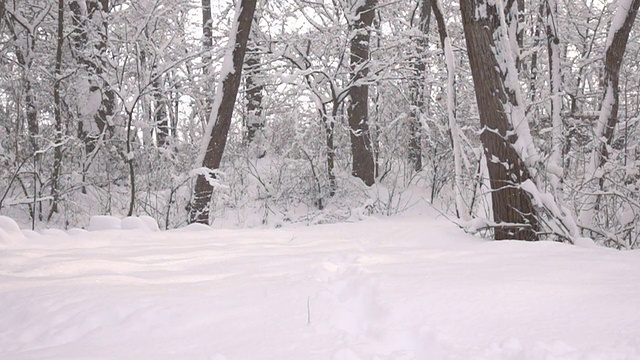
[1,211,639,360]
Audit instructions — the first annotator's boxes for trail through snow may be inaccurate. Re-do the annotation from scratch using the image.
[1,213,639,359]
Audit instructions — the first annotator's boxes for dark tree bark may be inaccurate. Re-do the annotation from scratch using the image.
[594,0,640,168]
[529,2,545,103]
[5,9,38,154]
[49,0,65,219]
[200,0,214,128]
[244,35,264,145]
[190,0,257,224]
[408,0,431,172]
[348,0,376,186]
[460,0,539,241]
[579,0,640,226]
[546,0,564,192]
[154,73,169,147]
[504,0,525,71]
[70,0,114,149]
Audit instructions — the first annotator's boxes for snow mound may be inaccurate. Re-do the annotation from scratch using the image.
[573,236,599,248]
[0,215,25,244]
[88,215,122,231]
[21,229,41,239]
[121,216,148,231]
[67,228,89,236]
[139,215,160,232]
[0,215,22,234]
[40,228,69,237]
[0,228,11,245]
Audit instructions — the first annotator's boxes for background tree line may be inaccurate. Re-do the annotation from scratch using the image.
[0,0,638,248]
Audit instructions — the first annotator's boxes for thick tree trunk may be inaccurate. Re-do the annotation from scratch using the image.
[460,0,539,240]
[190,0,257,224]
[348,0,376,186]
[70,0,114,149]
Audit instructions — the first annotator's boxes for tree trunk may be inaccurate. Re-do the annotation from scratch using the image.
[49,0,65,219]
[70,0,114,150]
[460,0,539,240]
[529,2,545,103]
[432,0,468,220]
[201,0,214,128]
[504,0,525,71]
[408,0,431,172]
[546,0,564,193]
[348,0,376,186]
[190,0,257,224]
[580,0,640,225]
[154,74,169,147]
[590,0,640,172]
[244,36,264,145]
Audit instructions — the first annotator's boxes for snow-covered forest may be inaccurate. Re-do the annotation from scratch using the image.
[0,0,639,247]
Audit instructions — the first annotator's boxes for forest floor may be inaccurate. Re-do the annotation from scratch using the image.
[1,208,640,359]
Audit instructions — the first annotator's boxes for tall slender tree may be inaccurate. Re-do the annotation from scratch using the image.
[49,0,65,219]
[579,0,640,226]
[431,0,468,220]
[408,0,431,172]
[190,0,258,224]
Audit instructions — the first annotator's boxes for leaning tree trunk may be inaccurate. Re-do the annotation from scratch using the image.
[348,0,376,186]
[190,0,257,224]
[460,0,539,241]
[579,0,640,226]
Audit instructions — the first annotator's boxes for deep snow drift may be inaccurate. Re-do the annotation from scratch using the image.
[1,212,639,360]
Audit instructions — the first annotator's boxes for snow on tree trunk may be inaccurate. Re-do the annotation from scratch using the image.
[244,32,264,146]
[460,0,539,240]
[579,0,640,229]
[50,0,65,219]
[461,0,582,242]
[201,0,214,129]
[546,0,564,193]
[348,0,376,187]
[408,0,431,172]
[504,0,524,71]
[189,0,257,224]
[432,0,468,221]
[70,0,114,150]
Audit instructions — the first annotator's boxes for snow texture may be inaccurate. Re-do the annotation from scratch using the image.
[1,213,640,359]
